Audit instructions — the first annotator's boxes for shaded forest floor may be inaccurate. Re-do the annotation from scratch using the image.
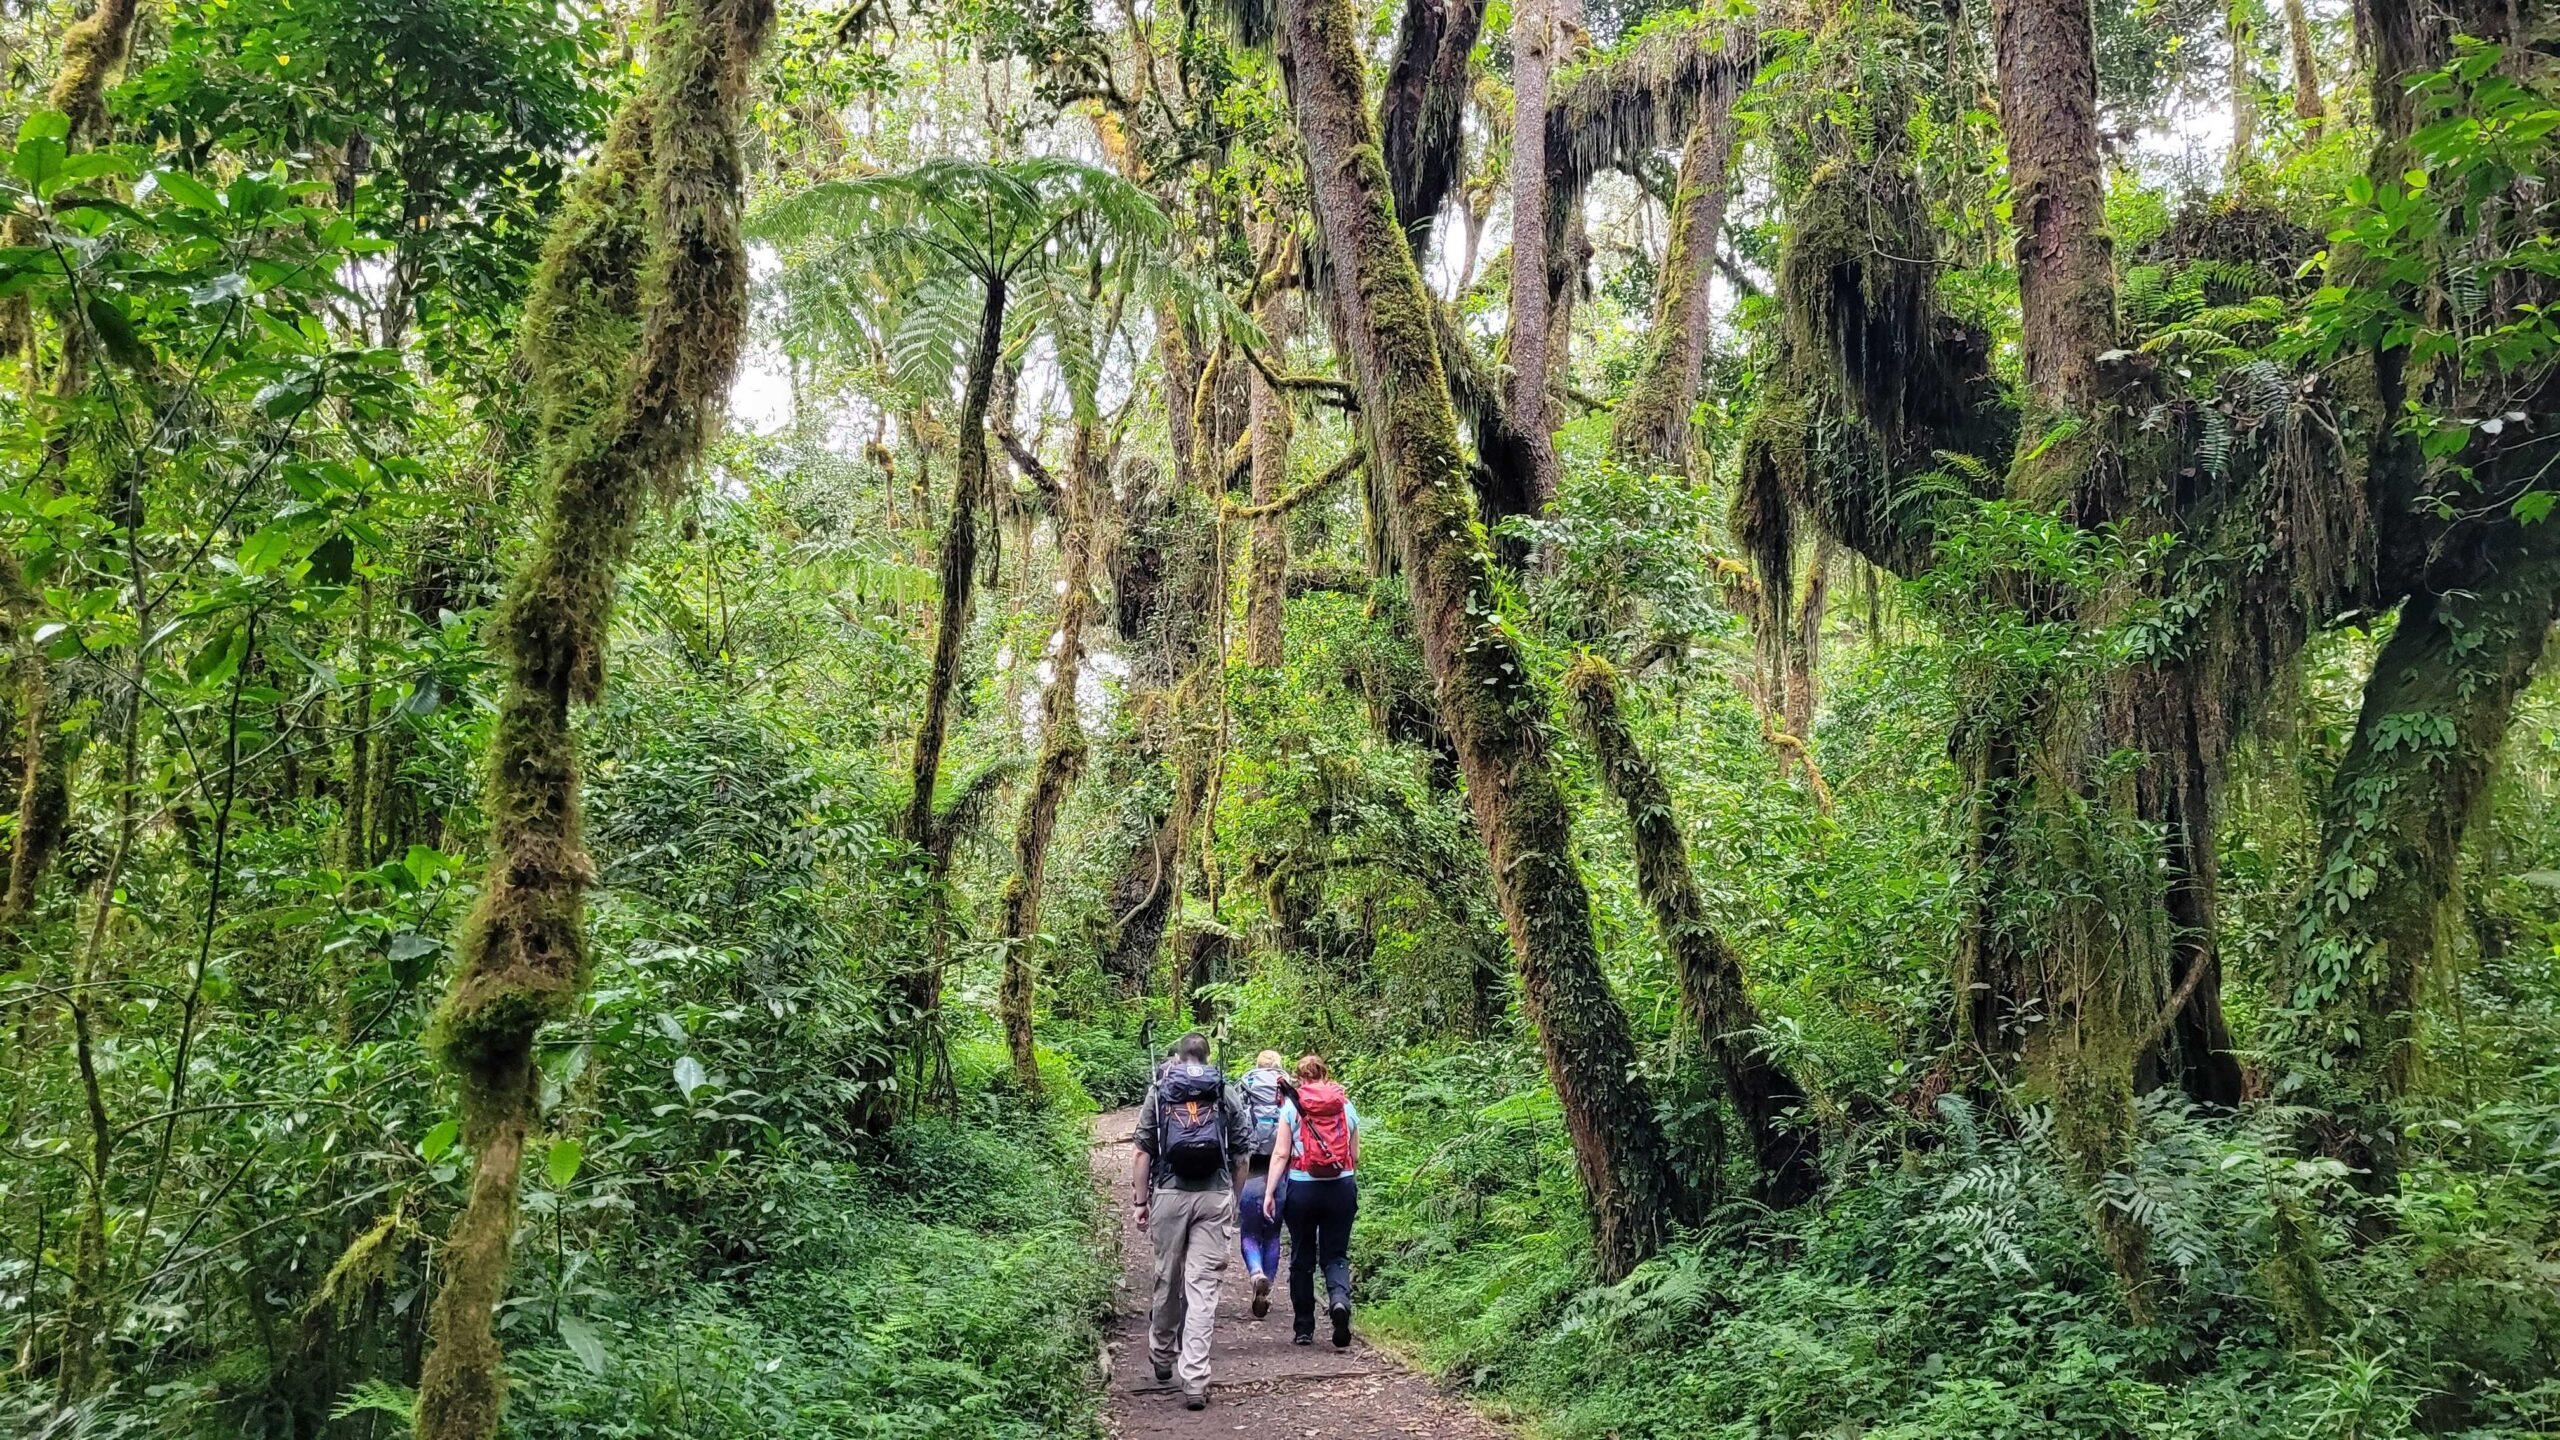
[1090,1108,1511,1440]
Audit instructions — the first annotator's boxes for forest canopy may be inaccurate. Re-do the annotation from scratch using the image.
[0,0,2556,1436]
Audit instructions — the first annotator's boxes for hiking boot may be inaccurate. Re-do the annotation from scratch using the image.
[1292,1330,1313,1346]
[1152,1359,1172,1384]
[1184,1389,1209,1411]
[1250,1273,1271,1318]
[1330,1302,1352,1348]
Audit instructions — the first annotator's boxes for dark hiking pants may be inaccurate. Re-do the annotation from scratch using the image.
[1282,1175,1356,1335]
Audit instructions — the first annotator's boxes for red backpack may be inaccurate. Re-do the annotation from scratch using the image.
[1294,1082,1354,1178]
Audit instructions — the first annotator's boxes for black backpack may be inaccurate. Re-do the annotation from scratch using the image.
[1156,1062,1229,1182]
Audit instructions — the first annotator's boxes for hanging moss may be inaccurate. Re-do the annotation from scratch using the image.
[414,0,776,1432]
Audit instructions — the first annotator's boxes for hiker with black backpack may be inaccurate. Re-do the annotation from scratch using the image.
[1231,1049,1297,1316]
[1129,1031,1251,1411]
[1260,1053,1363,1348]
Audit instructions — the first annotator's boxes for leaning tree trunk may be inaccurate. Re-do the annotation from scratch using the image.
[1610,61,1739,470]
[998,431,1100,1096]
[1504,0,1565,508]
[2294,551,2560,1189]
[1277,0,1687,1280]
[411,0,774,1433]
[1566,657,1821,1206]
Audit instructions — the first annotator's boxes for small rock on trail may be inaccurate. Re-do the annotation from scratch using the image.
[1090,1107,1511,1440]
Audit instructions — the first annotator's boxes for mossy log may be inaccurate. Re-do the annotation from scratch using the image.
[1277,0,1689,1280]
[413,0,775,1431]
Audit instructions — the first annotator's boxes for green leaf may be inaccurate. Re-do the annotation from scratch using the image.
[547,1138,584,1189]
[144,168,222,212]
[2513,490,2556,525]
[674,1055,708,1099]
[558,1316,607,1375]
[305,532,355,586]
[419,1118,459,1164]
[84,295,151,369]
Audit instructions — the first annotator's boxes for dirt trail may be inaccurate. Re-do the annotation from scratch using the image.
[1091,1107,1510,1440]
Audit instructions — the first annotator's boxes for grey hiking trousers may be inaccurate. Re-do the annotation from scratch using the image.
[1146,1183,1236,1395]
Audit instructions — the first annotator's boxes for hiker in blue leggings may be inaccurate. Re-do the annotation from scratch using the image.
[1231,1050,1295,1316]
[1261,1053,1362,1348]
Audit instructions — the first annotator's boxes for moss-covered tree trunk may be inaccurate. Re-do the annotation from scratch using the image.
[896,277,1007,1023]
[412,0,774,1432]
[1244,265,1295,668]
[2280,0,2323,139]
[998,431,1099,1097]
[1984,0,2160,1306]
[1504,0,1565,508]
[1610,65,1738,470]
[1277,0,1688,1279]
[2295,549,2560,1187]
[1567,657,1821,1206]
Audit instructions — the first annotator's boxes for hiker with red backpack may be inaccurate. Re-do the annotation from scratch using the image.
[1130,1032,1252,1411]
[1259,1053,1362,1348]
[1231,1050,1297,1315]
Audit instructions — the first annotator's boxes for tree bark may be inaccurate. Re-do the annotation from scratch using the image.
[1380,0,1493,258]
[2294,551,2560,1186]
[896,277,1007,1025]
[1244,261,1295,668]
[2226,0,2258,176]
[1278,0,1687,1279]
[1783,536,1830,762]
[1992,0,2115,413]
[1505,0,1565,508]
[1610,66,1739,470]
[2281,0,2324,139]
[1567,658,1821,1207]
[998,429,1099,1097]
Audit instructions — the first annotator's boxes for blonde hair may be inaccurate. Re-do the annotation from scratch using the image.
[1294,1053,1329,1083]
[1255,1049,1286,1071]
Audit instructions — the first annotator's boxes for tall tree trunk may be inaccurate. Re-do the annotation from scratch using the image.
[1610,64,1739,469]
[1244,261,1295,668]
[1987,0,2154,1307]
[1504,0,1565,508]
[1380,0,1492,258]
[998,431,1100,1097]
[1993,0,2114,415]
[896,278,1007,1021]
[2226,0,2258,175]
[412,0,774,1430]
[2281,0,2324,139]
[1567,658,1821,1206]
[1277,0,1687,1280]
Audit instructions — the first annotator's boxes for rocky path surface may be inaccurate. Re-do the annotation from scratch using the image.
[1092,1107,1512,1440]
